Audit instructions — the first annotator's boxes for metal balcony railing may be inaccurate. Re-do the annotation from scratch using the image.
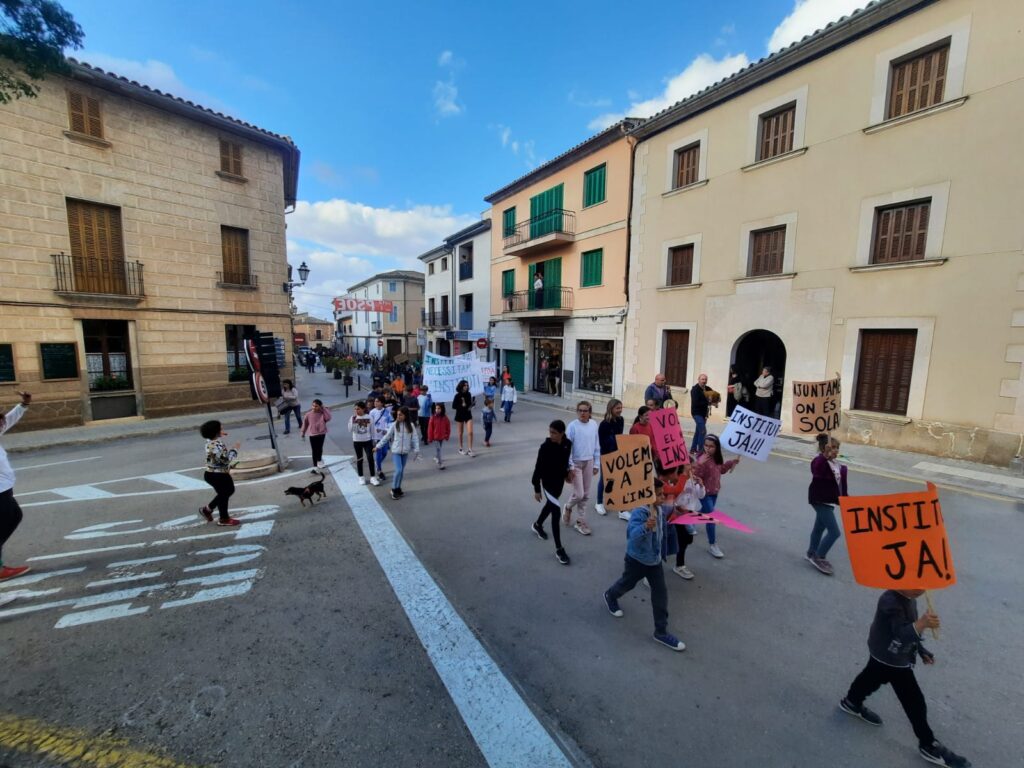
[502,287,574,313]
[217,270,258,288]
[503,209,576,249]
[459,262,473,280]
[458,311,473,329]
[52,252,144,297]
[421,311,451,328]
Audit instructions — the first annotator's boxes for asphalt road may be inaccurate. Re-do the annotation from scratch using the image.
[1,402,1020,768]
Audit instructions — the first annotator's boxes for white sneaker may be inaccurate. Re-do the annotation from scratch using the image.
[708,544,724,559]
[433,456,439,464]
[369,476,381,486]
[595,504,607,516]
[617,511,631,521]
[672,565,695,580]
[458,448,466,455]
[358,477,366,485]
[641,577,650,589]
[467,450,475,457]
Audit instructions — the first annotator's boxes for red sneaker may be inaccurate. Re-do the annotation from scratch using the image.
[0,565,31,582]
[216,518,241,527]
[198,506,214,523]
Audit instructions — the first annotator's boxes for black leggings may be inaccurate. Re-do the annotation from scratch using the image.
[203,472,235,522]
[353,440,375,477]
[674,527,694,567]
[309,434,326,466]
[535,499,563,550]
[418,417,430,445]
[0,489,24,562]
[846,657,935,747]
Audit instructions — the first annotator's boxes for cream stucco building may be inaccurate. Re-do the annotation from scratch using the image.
[624,0,1023,463]
[0,59,299,428]
[333,270,424,360]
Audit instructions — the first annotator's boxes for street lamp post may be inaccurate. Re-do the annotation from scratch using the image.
[284,261,311,371]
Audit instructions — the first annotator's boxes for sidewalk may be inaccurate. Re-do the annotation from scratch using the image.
[517,391,1024,503]
[1,366,371,455]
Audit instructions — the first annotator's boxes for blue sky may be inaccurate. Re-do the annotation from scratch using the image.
[62,0,863,316]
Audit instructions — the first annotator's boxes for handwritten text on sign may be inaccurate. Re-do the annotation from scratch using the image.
[423,351,488,399]
[839,483,956,590]
[600,435,656,512]
[649,408,690,469]
[719,405,781,461]
[792,378,841,434]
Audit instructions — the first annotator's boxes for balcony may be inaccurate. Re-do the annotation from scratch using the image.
[501,287,574,318]
[421,311,451,329]
[52,252,144,303]
[217,270,259,290]
[458,311,473,330]
[459,262,473,281]
[503,209,576,256]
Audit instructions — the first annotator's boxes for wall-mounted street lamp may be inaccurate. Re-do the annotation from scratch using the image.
[282,261,310,292]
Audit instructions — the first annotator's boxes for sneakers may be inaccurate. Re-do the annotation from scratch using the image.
[390,489,399,500]
[394,488,405,498]
[378,472,387,482]
[433,456,439,464]
[672,565,695,580]
[467,450,475,457]
[561,505,572,526]
[573,520,592,536]
[438,463,446,470]
[458,448,466,455]
[531,522,548,540]
[358,477,367,486]
[919,740,971,767]
[555,548,570,565]
[708,544,724,559]
[805,550,816,563]
[216,518,241,527]
[198,506,213,523]
[653,632,686,651]
[604,591,623,617]
[595,504,607,516]
[839,698,883,726]
[369,476,382,486]
[0,565,31,582]
[617,510,631,521]
[810,556,834,576]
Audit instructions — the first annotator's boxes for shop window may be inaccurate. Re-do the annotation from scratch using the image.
[226,324,256,381]
[578,340,613,394]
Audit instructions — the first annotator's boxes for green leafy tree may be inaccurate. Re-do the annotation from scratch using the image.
[0,0,83,104]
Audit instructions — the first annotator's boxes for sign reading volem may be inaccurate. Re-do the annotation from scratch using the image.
[719,405,781,461]
[792,378,841,434]
[649,408,689,469]
[839,482,956,590]
[600,434,656,512]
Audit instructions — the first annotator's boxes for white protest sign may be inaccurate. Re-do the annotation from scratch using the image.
[423,352,488,399]
[719,405,781,461]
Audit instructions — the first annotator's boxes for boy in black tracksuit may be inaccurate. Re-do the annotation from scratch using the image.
[840,589,971,768]
[531,419,573,565]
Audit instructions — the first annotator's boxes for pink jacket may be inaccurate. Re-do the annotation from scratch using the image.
[693,453,738,495]
[301,407,332,437]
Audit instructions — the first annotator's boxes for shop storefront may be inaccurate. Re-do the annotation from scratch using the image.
[577,339,614,395]
[530,323,564,395]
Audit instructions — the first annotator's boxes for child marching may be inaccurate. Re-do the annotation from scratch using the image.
[501,379,518,422]
[198,420,241,527]
[531,419,573,566]
[670,464,705,580]
[482,397,496,447]
[348,401,379,486]
[374,406,421,500]
[692,434,739,559]
[806,432,847,575]
[369,396,393,483]
[427,403,451,470]
[562,401,600,536]
[300,399,332,469]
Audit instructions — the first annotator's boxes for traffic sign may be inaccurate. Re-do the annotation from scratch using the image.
[377,340,384,347]
[476,338,488,349]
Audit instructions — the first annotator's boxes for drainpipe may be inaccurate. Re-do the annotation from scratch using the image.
[622,130,639,400]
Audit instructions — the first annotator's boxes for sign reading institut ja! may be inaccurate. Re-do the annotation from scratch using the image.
[332,297,395,313]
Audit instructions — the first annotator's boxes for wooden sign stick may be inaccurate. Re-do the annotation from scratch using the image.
[923,591,940,640]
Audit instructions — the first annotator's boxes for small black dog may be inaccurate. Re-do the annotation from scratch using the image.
[284,470,326,507]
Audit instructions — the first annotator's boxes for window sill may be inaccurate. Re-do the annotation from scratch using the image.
[657,282,702,292]
[850,258,947,273]
[63,130,112,149]
[734,272,796,284]
[661,179,709,198]
[845,410,912,426]
[215,170,249,184]
[217,281,259,291]
[863,97,968,135]
[582,199,607,210]
[741,147,807,172]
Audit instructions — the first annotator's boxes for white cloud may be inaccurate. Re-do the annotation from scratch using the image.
[768,0,865,52]
[433,79,463,117]
[498,125,512,147]
[588,52,749,130]
[438,50,454,67]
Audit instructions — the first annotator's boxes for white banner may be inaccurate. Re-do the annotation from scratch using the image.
[719,405,782,462]
[423,351,488,399]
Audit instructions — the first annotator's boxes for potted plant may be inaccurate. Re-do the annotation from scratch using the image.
[338,354,356,383]
[91,374,133,391]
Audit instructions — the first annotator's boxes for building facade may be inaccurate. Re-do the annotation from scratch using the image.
[333,270,424,359]
[485,121,639,401]
[418,219,492,359]
[292,313,334,350]
[0,59,299,428]
[624,0,1024,463]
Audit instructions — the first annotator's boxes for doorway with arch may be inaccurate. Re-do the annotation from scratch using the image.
[731,329,786,419]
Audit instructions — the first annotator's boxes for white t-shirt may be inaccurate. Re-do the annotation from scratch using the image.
[566,418,600,466]
[0,404,27,493]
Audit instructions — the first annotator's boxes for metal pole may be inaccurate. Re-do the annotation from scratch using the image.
[266,402,285,471]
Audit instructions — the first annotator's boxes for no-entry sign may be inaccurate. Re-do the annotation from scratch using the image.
[476,338,488,349]
[377,340,384,347]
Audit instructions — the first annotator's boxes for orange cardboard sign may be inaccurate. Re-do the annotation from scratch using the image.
[600,434,656,512]
[839,483,956,590]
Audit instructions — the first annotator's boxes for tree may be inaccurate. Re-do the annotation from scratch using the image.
[0,0,83,104]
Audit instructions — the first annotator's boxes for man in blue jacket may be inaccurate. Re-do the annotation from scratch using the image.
[603,479,686,651]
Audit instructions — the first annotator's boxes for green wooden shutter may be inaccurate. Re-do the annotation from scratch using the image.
[502,207,516,237]
[583,165,606,207]
[528,263,537,309]
[581,249,602,287]
[501,269,515,296]
[529,184,564,239]
[546,257,561,308]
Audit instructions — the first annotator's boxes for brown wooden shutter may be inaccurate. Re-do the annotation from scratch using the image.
[854,329,917,415]
[888,44,949,118]
[674,144,699,188]
[221,226,250,284]
[749,227,785,276]
[871,200,930,264]
[85,96,103,138]
[231,143,242,176]
[66,199,125,293]
[220,140,231,173]
[220,140,243,175]
[68,91,86,134]
[759,104,795,160]
[663,330,689,388]
[667,244,694,286]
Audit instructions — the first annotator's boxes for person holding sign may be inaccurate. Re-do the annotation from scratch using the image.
[839,590,971,768]
[692,435,740,559]
[531,419,573,566]
[805,433,848,576]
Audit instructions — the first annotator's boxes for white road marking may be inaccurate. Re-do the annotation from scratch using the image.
[27,525,275,562]
[13,456,102,471]
[87,571,164,589]
[55,602,150,628]
[146,472,212,491]
[51,485,116,500]
[0,567,86,589]
[913,461,1024,490]
[328,461,572,768]
[160,581,253,610]
[108,555,176,568]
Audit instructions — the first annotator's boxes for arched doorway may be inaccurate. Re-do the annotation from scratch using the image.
[731,330,786,419]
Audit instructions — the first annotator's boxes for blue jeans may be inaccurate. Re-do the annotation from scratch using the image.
[392,452,408,489]
[484,421,493,442]
[282,405,301,434]
[597,464,604,504]
[502,401,514,421]
[375,444,390,475]
[690,415,706,455]
[701,493,718,545]
[809,503,841,558]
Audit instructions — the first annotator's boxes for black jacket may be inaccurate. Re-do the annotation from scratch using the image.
[531,437,574,497]
[690,384,709,418]
[867,590,931,668]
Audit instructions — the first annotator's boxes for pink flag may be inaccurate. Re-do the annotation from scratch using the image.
[670,509,755,534]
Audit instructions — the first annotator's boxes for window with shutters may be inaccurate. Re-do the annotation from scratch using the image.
[583,164,606,207]
[220,226,253,286]
[219,139,244,177]
[757,103,796,161]
[662,330,689,388]
[428,263,435,275]
[673,143,700,189]
[887,42,949,119]
[748,226,786,277]
[65,199,127,294]
[854,329,917,415]
[871,199,931,264]
[580,249,603,287]
[667,244,694,286]
[501,269,515,297]
[502,207,516,237]
[67,90,103,139]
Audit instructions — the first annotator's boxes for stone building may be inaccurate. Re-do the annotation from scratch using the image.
[292,313,334,350]
[333,270,425,359]
[0,59,300,428]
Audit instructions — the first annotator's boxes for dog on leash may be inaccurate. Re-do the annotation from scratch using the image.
[284,469,326,507]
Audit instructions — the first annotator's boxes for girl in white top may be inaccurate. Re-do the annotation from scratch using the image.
[348,400,379,486]
[500,381,518,422]
[374,406,421,500]
[671,464,706,580]
[562,401,601,535]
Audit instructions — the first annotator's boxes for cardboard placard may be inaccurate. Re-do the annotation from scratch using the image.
[649,408,690,469]
[719,405,781,461]
[599,434,656,512]
[792,378,841,434]
[840,483,956,590]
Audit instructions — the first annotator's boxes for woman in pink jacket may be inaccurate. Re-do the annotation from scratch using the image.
[300,398,332,469]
